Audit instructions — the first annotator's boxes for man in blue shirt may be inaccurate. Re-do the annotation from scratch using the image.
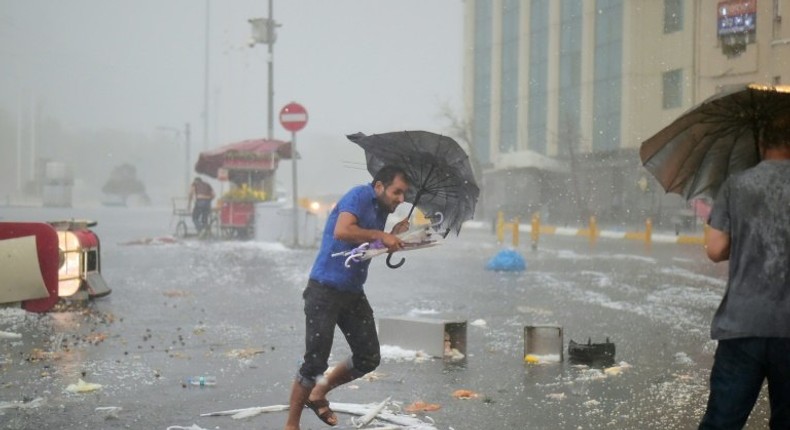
[285,165,410,429]
[699,113,790,429]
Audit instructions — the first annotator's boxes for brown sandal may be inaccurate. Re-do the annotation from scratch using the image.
[305,398,337,426]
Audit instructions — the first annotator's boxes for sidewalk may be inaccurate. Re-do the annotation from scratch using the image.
[464,220,706,245]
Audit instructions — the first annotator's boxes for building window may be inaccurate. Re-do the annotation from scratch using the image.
[473,0,493,164]
[528,0,551,155]
[662,69,683,109]
[664,0,683,33]
[593,0,623,152]
[558,0,583,156]
[500,0,520,153]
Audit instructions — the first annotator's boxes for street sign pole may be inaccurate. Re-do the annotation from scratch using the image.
[290,130,298,246]
[279,102,308,248]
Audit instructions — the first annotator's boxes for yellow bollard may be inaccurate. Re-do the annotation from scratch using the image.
[589,216,598,247]
[645,218,653,245]
[531,213,540,250]
[512,217,520,247]
[496,211,505,244]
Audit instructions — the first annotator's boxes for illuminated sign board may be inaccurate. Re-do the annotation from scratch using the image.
[717,0,757,36]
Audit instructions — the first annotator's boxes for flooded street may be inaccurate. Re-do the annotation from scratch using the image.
[0,206,770,429]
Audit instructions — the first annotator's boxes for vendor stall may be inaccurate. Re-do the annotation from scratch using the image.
[195,138,293,239]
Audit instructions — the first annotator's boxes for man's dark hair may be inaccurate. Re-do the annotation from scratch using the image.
[372,165,408,187]
[761,113,790,149]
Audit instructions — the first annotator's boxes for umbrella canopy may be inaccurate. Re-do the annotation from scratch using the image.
[347,130,479,236]
[640,83,790,201]
[194,138,293,179]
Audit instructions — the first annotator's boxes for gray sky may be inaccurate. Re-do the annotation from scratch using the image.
[0,0,463,198]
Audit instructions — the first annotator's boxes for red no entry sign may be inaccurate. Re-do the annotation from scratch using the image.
[279,102,308,132]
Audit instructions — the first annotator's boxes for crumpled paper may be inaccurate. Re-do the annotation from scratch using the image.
[66,379,102,393]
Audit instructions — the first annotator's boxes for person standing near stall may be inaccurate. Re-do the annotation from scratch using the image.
[188,177,215,235]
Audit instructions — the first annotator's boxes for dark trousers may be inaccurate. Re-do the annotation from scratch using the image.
[699,338,790,429]
[192,199,212,232]
[296,280,380,388]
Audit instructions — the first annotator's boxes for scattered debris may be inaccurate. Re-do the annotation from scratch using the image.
[202,401,439,428]
[404,401,442,413]
[444,348,465,361]
[443,333,465,361]
[65,379,102,393]
[568,338,615,367]
[201,404,289,419]
[674,352,694,365]
[225,348,265,359]
[0,397,45,412]
[546,392,566,401]
[166,424,208,430]
[524,353,561,364]
[0,330,22,339]
[451,389,480,400]
[95,406,122,419]
[603,361,632,376]
[352,396,390,428]
[84,332,108,345]
[470,319,487,327]
[360,371,387,382]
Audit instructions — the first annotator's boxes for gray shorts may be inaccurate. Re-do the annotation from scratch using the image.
[296,279,380,388]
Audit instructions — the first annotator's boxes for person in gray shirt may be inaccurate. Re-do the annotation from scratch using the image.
[699,113,790,429]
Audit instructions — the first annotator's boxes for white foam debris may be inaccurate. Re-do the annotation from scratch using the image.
[546,392,566,400]
[0,331,22,339]
[380,345,430,363]
[674,352,695,365]
[407,308,440,316]
[470,319,487,327]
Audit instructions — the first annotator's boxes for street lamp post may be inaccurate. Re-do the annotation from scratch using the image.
[248,0,279,140]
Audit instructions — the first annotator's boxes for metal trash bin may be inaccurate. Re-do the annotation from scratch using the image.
[524,325,563,361]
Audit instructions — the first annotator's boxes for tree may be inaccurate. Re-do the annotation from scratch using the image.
[102,163,148,205]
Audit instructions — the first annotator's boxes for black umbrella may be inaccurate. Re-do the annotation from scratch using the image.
[348,131,479,267]
[640,83,790,201]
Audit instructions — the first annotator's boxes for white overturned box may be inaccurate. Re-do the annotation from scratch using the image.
[378,316,466,358]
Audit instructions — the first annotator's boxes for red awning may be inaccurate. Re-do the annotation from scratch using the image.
[194,138,293,178]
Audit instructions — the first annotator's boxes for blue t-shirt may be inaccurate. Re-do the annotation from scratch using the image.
[309,184,388,293]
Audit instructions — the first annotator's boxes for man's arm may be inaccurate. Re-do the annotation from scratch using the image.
[334,212,404,252]
[705,226,730,262]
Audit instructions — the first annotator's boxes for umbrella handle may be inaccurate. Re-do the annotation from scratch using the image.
[345,252,363,268]
[428,212,444,227]
[385,253,405,269]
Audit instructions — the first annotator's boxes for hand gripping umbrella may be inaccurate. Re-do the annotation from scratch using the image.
[348,131,480,268]
[640,83,790,201]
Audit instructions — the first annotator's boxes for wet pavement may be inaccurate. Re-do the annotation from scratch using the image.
[0,206,772,429]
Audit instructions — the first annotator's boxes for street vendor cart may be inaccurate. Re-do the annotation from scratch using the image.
[194,138,293,239]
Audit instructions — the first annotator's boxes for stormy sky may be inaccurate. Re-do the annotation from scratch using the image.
[0,0,463,201]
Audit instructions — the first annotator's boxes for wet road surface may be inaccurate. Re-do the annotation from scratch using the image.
[0,207,771,429]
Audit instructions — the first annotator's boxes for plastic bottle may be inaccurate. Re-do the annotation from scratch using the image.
[187,375,217,387]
